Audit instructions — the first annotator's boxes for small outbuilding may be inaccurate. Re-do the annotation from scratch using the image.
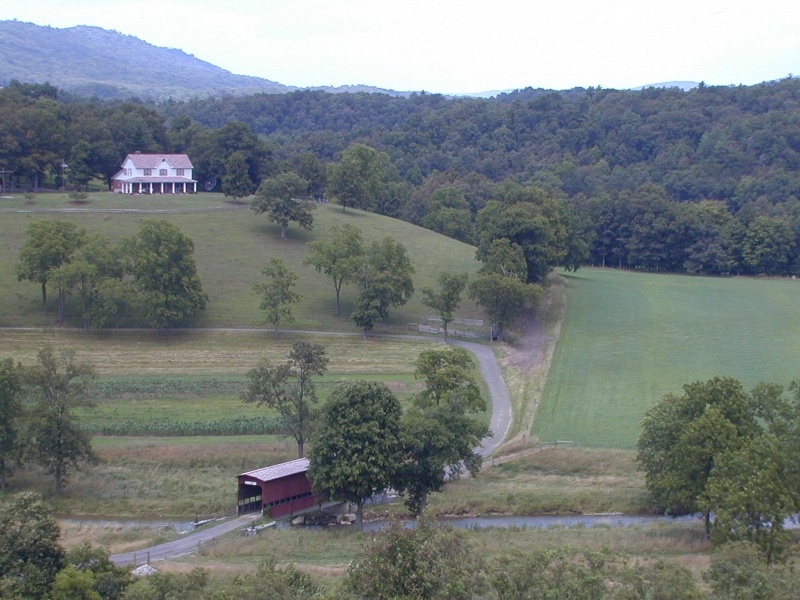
[237,458,323,518]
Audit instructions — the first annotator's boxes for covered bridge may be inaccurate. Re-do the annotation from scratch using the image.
[237,458,323,518]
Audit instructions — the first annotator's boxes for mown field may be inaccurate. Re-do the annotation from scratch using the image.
[0,191,486,330]
[534,268,800,448]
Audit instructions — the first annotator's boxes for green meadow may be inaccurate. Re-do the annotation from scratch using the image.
[534,268,800,448]
[0,192,485,330]
[8,192,800,584]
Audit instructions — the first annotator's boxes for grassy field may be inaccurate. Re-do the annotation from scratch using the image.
[534,268,800,448]
[8,194,799,590]
[0,329,440,376]
[2,328,491,518]
[0,191,486,330]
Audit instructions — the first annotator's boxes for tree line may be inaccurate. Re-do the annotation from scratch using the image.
[4,78,800,277]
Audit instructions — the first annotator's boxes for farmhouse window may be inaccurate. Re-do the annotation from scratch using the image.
[160,169,168,176]
[176,168,184,176]
[144,169,152,176]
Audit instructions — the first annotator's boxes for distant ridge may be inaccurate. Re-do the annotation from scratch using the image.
[0,20,410,100]
[630,81,700,91]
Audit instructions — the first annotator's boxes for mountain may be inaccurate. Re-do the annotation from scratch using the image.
[0,20,408,100]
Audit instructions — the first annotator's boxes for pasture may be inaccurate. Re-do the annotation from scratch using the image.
[0,191,485,330]
[534,268,800,448]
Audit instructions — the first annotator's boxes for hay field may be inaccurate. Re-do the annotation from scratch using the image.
[534,268,800,448]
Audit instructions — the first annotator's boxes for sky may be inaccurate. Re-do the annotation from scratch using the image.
[1,0,799,94]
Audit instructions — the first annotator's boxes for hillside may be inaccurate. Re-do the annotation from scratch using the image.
[0,21,405,100]
[0,193,485,330]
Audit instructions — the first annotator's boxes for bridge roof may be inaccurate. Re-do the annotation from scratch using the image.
[238,458,309,483]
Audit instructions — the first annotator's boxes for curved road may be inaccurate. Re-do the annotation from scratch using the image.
[102,329,512,565]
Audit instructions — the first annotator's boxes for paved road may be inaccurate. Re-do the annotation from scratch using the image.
[111,513,260,566]
[451,339,511,457]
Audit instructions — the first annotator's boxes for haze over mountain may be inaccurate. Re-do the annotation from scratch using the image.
[1,20,708,101]
[0,20,410,100]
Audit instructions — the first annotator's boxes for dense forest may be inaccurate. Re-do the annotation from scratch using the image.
[2,77,800,276]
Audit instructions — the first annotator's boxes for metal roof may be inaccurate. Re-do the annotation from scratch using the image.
[239,458,310,483]
[124,153,194,169]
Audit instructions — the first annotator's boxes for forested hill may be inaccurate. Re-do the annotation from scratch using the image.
[3,75,800,277]
[0,20,295,99]
[166,78,800,207]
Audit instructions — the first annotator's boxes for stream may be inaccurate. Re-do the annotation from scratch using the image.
[65,512,800,535]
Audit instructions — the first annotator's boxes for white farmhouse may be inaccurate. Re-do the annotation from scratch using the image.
[111,152,197,194]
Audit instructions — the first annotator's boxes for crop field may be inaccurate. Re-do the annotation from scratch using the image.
[534,268,800,448]
[0,191,486,330]
[2,327,494,518]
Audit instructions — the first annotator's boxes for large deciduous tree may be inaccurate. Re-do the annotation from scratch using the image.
[0,492,65,598]
[394,348,488,515]
[222,150,255,201]
[304,223,364,316]
[468,273,540,341]
[476,185,581,283]
[351,237,414,335]
[251,172,314,238]
[326,143,394,213]
[127,219,208,330]
[421,272,468,343]
[469,237,539,341]
[636,376,760,535]
[17,220,85,317]
[242,341,328,458]
[704,434,795,563]
[24,346,99,494]
[308,381,402,529]
[254,258,301,334]
[49,232,123,330]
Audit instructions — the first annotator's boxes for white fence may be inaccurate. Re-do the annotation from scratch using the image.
[415,316,488,339]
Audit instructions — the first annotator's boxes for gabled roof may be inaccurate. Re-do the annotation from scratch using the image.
[239,458,310,483]
[124,153,193,169]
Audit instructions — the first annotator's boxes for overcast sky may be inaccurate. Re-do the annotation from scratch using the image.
[2,0,798,94]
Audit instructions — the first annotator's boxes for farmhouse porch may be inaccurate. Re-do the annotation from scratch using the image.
[115,179,197,194]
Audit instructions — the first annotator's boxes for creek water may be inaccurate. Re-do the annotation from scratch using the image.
[63,512,800,533]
